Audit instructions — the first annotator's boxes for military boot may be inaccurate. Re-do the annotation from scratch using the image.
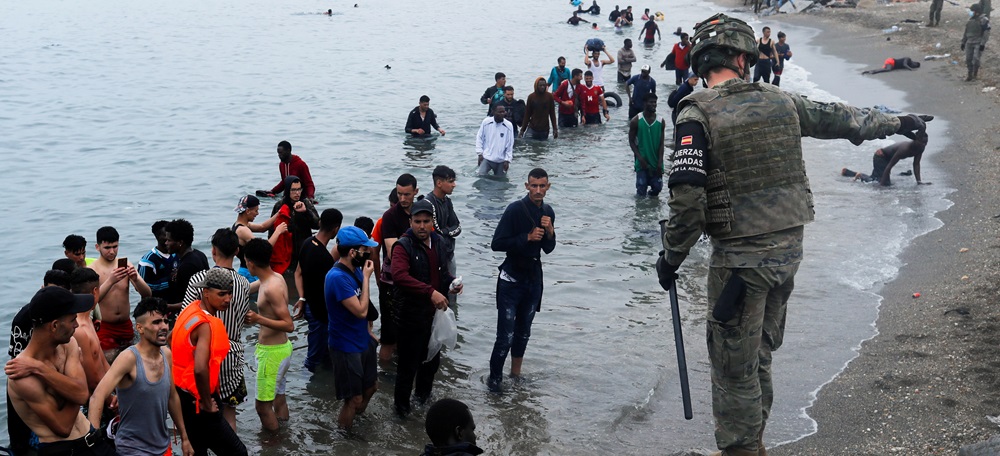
[966,69,975,81]
[973,65,980,80]
[757,426,768,456]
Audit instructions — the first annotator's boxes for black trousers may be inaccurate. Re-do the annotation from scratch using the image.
[177,388,248,456]
[393,317,440,415]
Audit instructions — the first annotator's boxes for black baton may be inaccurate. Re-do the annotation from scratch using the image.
[669,280,693,420]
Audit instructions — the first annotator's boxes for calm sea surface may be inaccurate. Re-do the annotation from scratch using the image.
[0,1,951,454]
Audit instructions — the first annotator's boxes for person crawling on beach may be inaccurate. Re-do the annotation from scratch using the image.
[841,131,932,186]
[862,57,921,74]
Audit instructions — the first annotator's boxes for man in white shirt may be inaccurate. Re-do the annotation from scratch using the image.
[476,105,515,177]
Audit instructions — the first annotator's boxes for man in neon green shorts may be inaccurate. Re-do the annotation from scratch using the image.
[243,238,295,432]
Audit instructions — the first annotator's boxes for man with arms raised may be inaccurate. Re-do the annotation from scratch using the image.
[172,268,248,455]
[243,238,295,432]
[90,226,152,362]
[182,228,254,430]
[88,297,194,456]
[7,287,115,455]
[326,226,378,429]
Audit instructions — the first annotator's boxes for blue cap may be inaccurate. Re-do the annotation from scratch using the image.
[337,226,378,248]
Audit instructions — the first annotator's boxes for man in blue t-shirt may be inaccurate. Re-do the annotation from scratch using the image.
[324,226,378,430]
[625,65,657,120]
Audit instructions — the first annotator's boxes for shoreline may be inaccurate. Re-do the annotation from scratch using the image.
[711,3,1000,454]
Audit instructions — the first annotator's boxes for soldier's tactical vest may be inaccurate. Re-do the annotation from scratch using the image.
[676,81,814,240]
[965,16,989,43]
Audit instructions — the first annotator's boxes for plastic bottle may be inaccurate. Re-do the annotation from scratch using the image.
[450,276,463,292]
[882,25,899,34]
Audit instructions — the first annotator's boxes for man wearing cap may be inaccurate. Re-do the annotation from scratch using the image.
[390,199,462,416]
[6,287,116,455]
[257,140,317,203]
[658,14,932,455]
[242,238,295,432]
[171,268,248,455]
[625,64,657,120]
[488,168,556,393]
[325,226,378,429]
[182,228,254,431]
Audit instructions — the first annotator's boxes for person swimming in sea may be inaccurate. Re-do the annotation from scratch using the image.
[841,131,932,186]
[862,57,920,74]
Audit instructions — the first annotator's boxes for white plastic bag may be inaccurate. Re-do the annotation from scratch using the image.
[425,308,457,363]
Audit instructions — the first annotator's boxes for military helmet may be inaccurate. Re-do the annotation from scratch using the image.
[687,13,759,76]
[971,3,983,13]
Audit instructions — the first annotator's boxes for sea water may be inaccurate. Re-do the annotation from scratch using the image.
[0,0,951,454]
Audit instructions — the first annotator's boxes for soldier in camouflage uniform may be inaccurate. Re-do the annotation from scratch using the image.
[962,3,991,81]
[654,14,933,456]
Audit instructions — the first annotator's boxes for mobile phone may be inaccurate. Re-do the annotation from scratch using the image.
[118,258,128,268]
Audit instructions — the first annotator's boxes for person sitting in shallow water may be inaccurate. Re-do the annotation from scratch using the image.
[841,131,932,186]
[862,57,920,74]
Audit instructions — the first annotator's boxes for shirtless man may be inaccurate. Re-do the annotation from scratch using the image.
[88,298,194,456]
[6,287,115,455]
[842,131,932,186]
[90,226,152,363]
[68,268,111,395]
[232,194,284,288]
[243,238,295,432]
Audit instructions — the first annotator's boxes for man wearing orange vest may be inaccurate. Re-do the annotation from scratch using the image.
[171,268,248,456]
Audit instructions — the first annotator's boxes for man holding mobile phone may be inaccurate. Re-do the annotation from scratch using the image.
[90,226,152,363]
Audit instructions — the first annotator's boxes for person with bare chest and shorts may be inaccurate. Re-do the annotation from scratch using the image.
[90,226,152,362]
[7,287,116,455]
[243,238,295,432]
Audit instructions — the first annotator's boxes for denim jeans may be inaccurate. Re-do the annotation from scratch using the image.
[635,169,663,196]
[303,305,330,372]
[489,278,542,381]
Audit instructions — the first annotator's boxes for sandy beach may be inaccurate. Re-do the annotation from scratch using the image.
[699,1,1000,454]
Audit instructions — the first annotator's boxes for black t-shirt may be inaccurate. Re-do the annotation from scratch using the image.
[298,236,335,322]
[168,249,209,303]
[380,203,412,242]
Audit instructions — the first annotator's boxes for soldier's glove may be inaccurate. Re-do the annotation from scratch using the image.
[896,114,935,140]
[961,42,966,51]
[656,250,680,291]
[980,45,986,52]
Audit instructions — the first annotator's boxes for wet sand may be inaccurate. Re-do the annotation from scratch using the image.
[700,2,1000,453]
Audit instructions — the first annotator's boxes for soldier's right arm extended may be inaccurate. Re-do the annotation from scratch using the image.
[662,121,709,266]
[790,94,901,145]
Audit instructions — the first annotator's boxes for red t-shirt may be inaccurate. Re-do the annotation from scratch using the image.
[575,83,605,115]
[270,205,293,274]
[673,43,691,71]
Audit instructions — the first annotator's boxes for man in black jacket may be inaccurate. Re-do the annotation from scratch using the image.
[488,168,556,393]
[480,72,506,115]
[390,200,462,416]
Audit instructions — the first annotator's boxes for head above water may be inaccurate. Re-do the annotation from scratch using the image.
[210,227,240,259]
[277,140,292,162]
[165,219,194,254]
[503,86,514,101]
[419,95,430,111]
[526,168,550,206]
[425,399,477,448]
[534,77,547,93]
[558,56,567,68]
[624,38,633,49]
[493,105,507,123]
[395,173,418,210]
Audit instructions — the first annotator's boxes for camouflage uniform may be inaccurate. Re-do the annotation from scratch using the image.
[929,0,944,26]
[962,6,991,80]
[661,78,901,452]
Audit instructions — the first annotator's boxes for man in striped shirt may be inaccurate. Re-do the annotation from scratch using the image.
[182,228,251,431]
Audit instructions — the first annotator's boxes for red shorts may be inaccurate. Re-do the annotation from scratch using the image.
[96,319,134,351]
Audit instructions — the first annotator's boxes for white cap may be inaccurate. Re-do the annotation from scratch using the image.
[641,64,651,72]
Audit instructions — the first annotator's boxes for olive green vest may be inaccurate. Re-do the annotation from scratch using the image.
[675,80,814,240]
[964,16,989,43]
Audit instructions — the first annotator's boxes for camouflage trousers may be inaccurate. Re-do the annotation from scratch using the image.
[706,263,799,451]
[966,42,984,71]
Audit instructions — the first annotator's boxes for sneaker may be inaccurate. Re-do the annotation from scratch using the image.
[487,376,503,393]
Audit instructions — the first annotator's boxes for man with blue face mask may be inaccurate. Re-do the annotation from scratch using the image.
[961,3,991,81]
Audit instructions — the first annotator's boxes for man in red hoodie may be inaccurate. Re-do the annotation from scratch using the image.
[257,141,316,202]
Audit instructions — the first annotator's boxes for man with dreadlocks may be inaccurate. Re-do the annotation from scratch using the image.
[655,13,933,456]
